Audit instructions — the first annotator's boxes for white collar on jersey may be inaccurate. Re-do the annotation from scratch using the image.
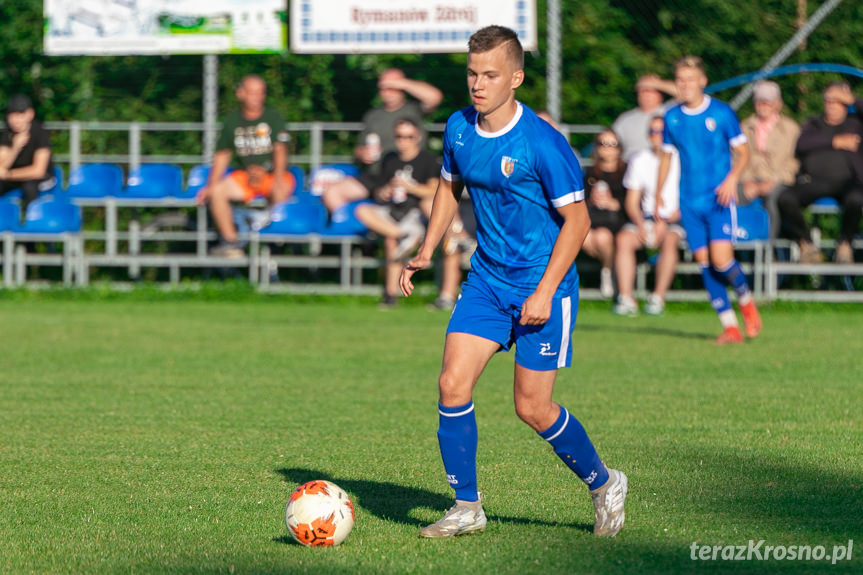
[681,95,712,116]
[475,101,523,138]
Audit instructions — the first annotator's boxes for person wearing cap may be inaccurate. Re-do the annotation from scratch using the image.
[0,94,56,216]
[738,80,800,241]
[612,74,678,161]
[777,81,863,264]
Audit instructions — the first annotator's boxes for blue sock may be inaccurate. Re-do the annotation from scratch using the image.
[538,405,609,489]
[437,401,478,502]
[700,264,732,314]
[715,260,750,300]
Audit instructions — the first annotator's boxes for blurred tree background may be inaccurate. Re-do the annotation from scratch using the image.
[2,0,863,151]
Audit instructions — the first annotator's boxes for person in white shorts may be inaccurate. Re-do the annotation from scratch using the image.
[614,115,684,316]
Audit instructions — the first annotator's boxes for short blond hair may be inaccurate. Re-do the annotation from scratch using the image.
[674,55,705,75]
[468,25,524,70]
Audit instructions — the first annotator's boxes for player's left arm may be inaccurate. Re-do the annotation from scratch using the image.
[716,109,750,207]
[520,200,590,326]
[716,142,749,207]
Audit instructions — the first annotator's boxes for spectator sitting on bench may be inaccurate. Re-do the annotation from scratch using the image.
[778,82,863,264]
[196,74,295,258]
[613,115,683,316]
[353,118,439,308]
[738,81,800,241]
[0,94,57,219]
[321,68,442,216]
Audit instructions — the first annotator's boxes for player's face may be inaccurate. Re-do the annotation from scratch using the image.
[467,44,524,122]
[675,66,707,107]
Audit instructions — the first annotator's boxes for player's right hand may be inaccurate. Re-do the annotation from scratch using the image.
[399,252,431,297]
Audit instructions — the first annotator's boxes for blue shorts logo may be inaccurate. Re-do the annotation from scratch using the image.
[539,342,557,357]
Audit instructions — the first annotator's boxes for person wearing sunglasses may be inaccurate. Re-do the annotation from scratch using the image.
[582,129,628,299]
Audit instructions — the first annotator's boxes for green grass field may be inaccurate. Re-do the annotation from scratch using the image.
[1,291,861,574]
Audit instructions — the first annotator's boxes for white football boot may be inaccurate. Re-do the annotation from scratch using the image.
[420,494,487,538]
[591,468,628,537]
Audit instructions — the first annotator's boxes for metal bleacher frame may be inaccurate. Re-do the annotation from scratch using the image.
[1,119,861,300]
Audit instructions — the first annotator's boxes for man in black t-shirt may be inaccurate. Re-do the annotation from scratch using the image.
[0,94,56,218]
[354,118,439,306]
[778,82,863,264]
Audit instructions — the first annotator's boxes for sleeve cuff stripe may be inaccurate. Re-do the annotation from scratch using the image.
[441,168,461,181]
[551,190,585,207]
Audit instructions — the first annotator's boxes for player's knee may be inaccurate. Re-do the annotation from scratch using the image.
[513,396,548,430]
[437,370,471,405]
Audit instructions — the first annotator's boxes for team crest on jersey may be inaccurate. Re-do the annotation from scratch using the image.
[705,117,717,132]
[501,156,517,177]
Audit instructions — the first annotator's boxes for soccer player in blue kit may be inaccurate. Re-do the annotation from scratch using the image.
[399,25,627,538]
[657,56,762,344]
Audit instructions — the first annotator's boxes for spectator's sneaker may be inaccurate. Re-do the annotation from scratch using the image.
[715,326,744,345]
[591,468,627,537]
[612,295,638,316]
[209,241,244,258]
[740,301,762,339]
[428,294,456,311]
[644,293,665,316]
[600,267,614,299]
[248,209,272,232]
[420,495,487,538]
[393,210,425,261]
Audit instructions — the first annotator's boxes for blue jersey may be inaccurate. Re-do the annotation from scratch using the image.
[662,96,746,213]
[441,103,584,295]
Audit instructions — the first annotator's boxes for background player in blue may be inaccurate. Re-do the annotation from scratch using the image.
[399,25,627,538]
[657,56,762,344]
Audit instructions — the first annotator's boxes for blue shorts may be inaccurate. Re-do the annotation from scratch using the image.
[680,202,737,253]
[446,272,579,371]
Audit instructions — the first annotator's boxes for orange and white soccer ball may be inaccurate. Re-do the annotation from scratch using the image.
[285,480,355,546]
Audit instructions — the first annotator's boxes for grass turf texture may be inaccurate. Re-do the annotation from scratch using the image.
[1,295,861,574]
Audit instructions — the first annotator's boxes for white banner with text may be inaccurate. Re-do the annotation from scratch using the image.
[289,0,537,54]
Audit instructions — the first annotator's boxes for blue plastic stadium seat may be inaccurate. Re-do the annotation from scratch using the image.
[19,200,82,234]
[0,165,64,202]
[65,163,124,198]
[734,205,770,242]
[259,197,327,235]
[289,165,305,194]
[0,201,20,232]
[44,165,65,196]
[123,163,183,199]
[809,196,840,214]
[176,164,211,199]
[309,163,360,196]
[320,199,371,236]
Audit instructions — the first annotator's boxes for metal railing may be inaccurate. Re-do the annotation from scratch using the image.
[28,120,603,174]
